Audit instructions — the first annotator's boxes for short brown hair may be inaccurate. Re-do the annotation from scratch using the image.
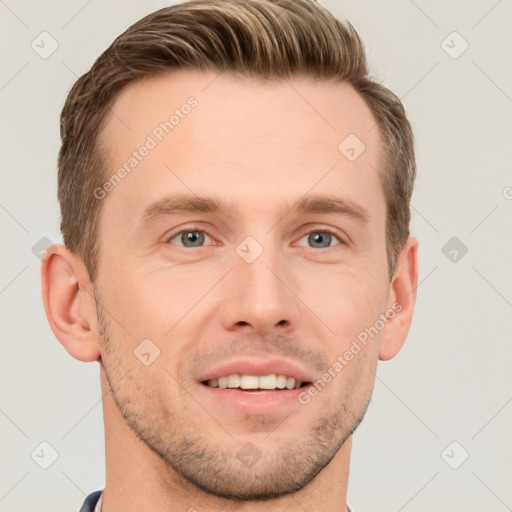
[58,0,415,283]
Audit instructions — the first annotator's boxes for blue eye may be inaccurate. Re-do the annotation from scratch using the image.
[166,228,343,249]
[298,230,342,249]
[168,230,213,248]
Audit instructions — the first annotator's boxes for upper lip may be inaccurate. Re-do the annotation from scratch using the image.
[197,358,315,385]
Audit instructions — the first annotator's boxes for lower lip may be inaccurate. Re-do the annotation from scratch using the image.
[197,383,311,413]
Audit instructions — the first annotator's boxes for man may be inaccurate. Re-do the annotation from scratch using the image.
[41,0,418,510]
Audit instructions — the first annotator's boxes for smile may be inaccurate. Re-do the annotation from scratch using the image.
[203,373,311,390]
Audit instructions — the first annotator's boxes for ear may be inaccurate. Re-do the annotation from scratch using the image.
[41,244,101,362]
[379,236,419,361]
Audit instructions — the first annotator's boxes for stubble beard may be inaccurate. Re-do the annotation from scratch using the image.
[96,293,373,501]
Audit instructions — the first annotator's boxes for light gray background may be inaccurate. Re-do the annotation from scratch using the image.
[1,1,511,511]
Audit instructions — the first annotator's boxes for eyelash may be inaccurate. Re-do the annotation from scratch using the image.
[165,226,346,248]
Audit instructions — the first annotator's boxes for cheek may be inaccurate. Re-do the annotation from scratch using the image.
[302,268,387,342]
[100,269,188,343]
[98,269,223,385]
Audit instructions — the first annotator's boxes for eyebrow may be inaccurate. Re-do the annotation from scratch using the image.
[294,194,369,223]
[139,193,369,225]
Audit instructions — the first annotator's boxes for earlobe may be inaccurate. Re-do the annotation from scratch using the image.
[41,244,101,362]
[378,236,419,361]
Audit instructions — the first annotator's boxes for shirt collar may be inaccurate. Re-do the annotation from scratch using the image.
[94,490,103,511]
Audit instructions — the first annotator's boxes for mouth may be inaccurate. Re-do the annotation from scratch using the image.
[195,360,315,413]
[201,373,312,392]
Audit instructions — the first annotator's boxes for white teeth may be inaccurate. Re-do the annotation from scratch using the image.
[206,374,300,390]
[276,375,287,388]
[258,374,276,389]
[240,375,259,389]
[227,374,240,388]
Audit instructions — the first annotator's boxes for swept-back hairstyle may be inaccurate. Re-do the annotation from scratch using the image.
[58,0,415,282]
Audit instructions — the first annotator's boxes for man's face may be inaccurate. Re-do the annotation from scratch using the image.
[95,70,390,499]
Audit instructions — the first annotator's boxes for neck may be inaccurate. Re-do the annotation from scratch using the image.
[99,369,352,512]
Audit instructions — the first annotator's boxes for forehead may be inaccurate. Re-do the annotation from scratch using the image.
[98,69,384,230]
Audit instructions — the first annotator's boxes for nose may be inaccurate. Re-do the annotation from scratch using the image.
[220,242,300,336]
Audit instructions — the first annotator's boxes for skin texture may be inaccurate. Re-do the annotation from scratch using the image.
[41,70,418,512]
